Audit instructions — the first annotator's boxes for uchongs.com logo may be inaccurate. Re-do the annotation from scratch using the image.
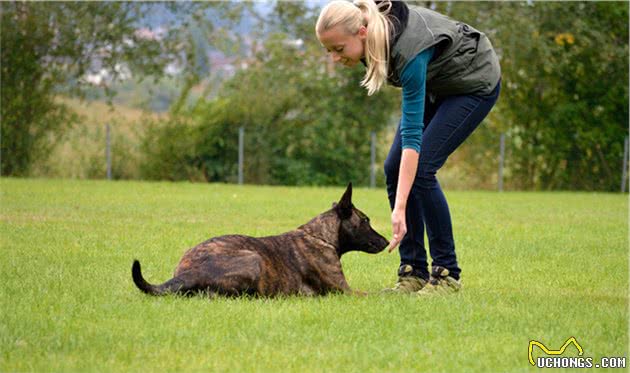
[528,337,627,369]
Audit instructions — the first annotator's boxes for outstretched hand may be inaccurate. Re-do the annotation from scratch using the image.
[388,207,406,253]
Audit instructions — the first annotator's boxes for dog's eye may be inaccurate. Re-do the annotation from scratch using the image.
[361,217,369,224]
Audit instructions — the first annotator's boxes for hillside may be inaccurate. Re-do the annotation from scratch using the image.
[30,97,166,180]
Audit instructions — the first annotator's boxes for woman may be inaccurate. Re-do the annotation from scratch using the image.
[316,0,501,294]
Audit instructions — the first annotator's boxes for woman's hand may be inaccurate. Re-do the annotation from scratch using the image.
[388,148,419,253]
[388,206,407,252]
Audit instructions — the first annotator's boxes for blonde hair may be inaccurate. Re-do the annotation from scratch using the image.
[316,0,392,96]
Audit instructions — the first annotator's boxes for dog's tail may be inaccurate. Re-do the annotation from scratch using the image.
[132,260,188,296]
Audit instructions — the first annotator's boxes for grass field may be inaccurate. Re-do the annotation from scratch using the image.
[1,178,627,372]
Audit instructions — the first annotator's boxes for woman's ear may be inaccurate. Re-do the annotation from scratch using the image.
[357,25,368,40]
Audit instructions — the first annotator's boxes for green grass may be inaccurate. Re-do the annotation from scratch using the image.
[1,178,627,372]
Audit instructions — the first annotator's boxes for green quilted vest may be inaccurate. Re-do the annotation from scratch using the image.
[387,6,501,96]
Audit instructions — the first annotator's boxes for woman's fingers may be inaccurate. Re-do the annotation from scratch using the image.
[388,218,406,252]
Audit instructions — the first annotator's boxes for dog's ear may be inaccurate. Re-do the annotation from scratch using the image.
[334,183,352,219]
[340,182,352,205]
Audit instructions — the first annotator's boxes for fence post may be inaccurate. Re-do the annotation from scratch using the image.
[370,131,376,188]
[621,136,628,193]
[238,126,244,185]
[498,133,505,192]
[106,123,112,180]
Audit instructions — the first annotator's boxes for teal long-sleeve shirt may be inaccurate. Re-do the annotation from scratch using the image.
[400,47,434,153]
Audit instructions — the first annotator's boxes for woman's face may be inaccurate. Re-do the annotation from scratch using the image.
[318,25,367,67]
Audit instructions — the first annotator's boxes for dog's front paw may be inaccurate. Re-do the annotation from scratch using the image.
[350,289,369,297]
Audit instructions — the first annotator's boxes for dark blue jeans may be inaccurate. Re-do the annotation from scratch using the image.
[384,81,501,281]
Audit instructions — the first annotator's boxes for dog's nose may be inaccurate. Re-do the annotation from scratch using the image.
[373,236,389,252]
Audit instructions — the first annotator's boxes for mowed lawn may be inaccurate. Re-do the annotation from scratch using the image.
[1,178,627,372]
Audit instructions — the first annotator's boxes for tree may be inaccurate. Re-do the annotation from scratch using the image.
[0,2,246,176]
[415,1,629,190]
[191,3,399,186]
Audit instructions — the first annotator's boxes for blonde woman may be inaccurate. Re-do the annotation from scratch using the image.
[316,0,501,294]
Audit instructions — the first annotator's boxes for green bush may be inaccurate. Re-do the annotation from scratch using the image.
[140,117,204,181]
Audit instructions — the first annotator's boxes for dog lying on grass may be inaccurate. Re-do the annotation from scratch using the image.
[132,183,388,297]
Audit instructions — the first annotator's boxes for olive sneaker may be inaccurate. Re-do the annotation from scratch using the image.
[416,266,462,295]
[382,265,428,294]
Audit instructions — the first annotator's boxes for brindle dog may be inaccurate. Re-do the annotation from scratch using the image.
[132,183,388,297]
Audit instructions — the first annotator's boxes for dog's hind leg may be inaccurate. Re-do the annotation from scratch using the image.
[185,251,264,296]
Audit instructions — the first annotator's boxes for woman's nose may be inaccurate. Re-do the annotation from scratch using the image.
[331,52,341,63]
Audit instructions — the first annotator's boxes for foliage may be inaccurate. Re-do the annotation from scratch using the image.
[0,2,245,176]
[426,1,629,191]
[146,3,399,186]
[4,1,628,190]
[27,97,164,180]
[497,2,628,191]
[172,1,627,190]
[191,42,398,185]
[140,116,204,182]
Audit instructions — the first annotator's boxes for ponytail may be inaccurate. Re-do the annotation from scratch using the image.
[354,0,391,95]
[316,0,392,96]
